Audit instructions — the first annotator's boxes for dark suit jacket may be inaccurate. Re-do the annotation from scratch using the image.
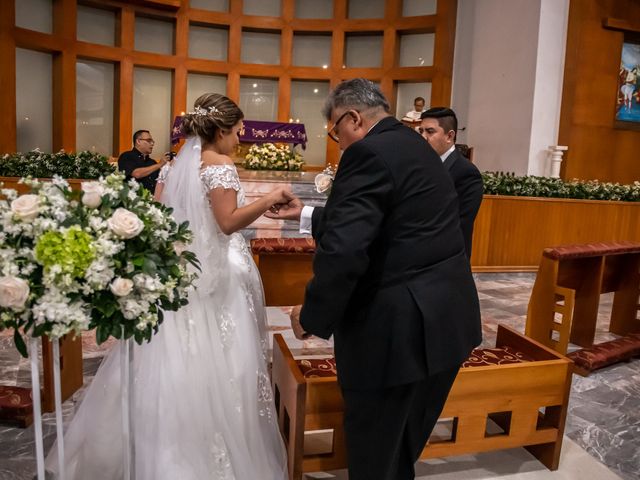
[300,117,482,390]
[445,149,483,258]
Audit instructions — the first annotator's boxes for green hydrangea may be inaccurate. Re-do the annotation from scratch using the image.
[35,227,95,278]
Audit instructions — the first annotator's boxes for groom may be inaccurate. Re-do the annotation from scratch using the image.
[269,79,482,479]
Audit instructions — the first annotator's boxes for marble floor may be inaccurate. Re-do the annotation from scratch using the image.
[1,273,638,479]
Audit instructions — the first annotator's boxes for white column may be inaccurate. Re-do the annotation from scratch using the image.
[548,145,568,177]
[452,0,570,176]
[527,0,570,176]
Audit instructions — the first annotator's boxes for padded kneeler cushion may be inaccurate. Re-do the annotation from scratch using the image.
[296,346,535,379]
[567,334,640,375]
[0,385,33,427]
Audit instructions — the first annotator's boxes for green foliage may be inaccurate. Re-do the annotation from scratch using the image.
[0,150,116,179]
[482,172,640,202]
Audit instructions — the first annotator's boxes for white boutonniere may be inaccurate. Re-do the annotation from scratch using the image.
[314,165,336,195]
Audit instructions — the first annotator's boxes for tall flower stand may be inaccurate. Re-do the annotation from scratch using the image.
[30,337,67,480]
[121,338,135,480]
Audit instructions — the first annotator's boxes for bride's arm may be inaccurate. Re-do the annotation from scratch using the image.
[209,186,290,235]
[153,183,164,202]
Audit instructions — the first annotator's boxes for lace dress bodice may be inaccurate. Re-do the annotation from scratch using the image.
[200,164,246,207]
[158,163,246,207]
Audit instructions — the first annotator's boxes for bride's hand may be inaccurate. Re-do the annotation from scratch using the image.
[265,191,304,220]
[265,186,293,206]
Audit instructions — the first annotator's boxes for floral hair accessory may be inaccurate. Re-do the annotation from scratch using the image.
[189,105,225,118]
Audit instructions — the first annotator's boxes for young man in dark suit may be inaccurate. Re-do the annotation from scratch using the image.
[268,79,482,480]
[419,107,483,258]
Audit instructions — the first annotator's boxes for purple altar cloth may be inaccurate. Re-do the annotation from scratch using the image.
[171,117,307,148]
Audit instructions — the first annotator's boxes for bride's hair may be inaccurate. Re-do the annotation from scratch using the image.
[181,93,244,144]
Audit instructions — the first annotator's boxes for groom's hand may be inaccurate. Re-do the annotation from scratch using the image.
[265,193,304,221]
[290,304,310,340]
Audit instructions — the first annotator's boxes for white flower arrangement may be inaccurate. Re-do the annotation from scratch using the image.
[314,164,336,195]
[243,143,305,171]
[0,172,199,357]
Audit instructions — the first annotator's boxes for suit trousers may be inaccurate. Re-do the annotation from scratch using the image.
[341,366,460,480]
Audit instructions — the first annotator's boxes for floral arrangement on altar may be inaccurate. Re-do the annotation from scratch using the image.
[482,172,640,202]
[314,164,336,195]
[0,150,116,179]
[243,143,305,171]
[0,172,198,357]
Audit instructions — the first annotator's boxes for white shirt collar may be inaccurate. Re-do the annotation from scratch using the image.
[440,144,456,163]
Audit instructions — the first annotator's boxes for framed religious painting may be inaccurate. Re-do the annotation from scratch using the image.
[614,35,640,130]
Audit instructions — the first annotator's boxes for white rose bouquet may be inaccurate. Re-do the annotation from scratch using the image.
[243,143,305,171]
[0,172,198,357]
[314,164,336,195]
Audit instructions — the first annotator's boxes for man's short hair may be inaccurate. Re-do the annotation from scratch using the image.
[322,78,390,120]
[133,130,149,146]
[420,107,458,141]
[414,97,425,104]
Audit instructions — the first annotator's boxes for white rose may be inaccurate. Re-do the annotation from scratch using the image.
[314,173,333,194]
[11,194,40,221]
[0,276,30,310]
[81,181,105,208]
[173,241,187,256]
[107,208,144,239]
[110,277,134,297]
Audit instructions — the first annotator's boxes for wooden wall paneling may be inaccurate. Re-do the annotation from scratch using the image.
[278,75,292,122]
[431,0,457,107]
[0,0,17,153]
[13,28,66,53]
[173,4,189,119]
[115,59,134,154]
[558,0,640,183]
[603,18,640,33]
[118,5,136,50]
[53,51,77,152]
[1,0,457,167]
[470,196,640,271]
[115,6,135,154]
[174,4,189,58]
[52,0,77,152]
[226,73,240,105]
[279,0,293,123]
[129,0,181,10]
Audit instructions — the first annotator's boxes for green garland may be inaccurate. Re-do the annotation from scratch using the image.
[482,172,640,202]
[0,150,116,179]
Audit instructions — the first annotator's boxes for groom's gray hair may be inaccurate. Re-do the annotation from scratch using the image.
[322,78,391,120]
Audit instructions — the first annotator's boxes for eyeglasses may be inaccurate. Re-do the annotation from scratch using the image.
[139,138,155,144]
[327,110,356,143]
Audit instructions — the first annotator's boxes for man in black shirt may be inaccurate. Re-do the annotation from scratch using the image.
[118,130,168,194]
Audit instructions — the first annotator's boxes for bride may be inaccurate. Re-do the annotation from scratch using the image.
[45,93,290,479]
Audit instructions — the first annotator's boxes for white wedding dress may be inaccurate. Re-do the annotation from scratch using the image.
[45,136,288,479]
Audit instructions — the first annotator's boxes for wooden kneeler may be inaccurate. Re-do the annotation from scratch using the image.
[526,241,640,355]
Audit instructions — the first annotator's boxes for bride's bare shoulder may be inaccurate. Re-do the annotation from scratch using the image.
[200,149,234,168]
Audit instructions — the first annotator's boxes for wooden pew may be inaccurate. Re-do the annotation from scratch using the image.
[250,238,315,306]
[525,241,640,354]
[272,326,573,479]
